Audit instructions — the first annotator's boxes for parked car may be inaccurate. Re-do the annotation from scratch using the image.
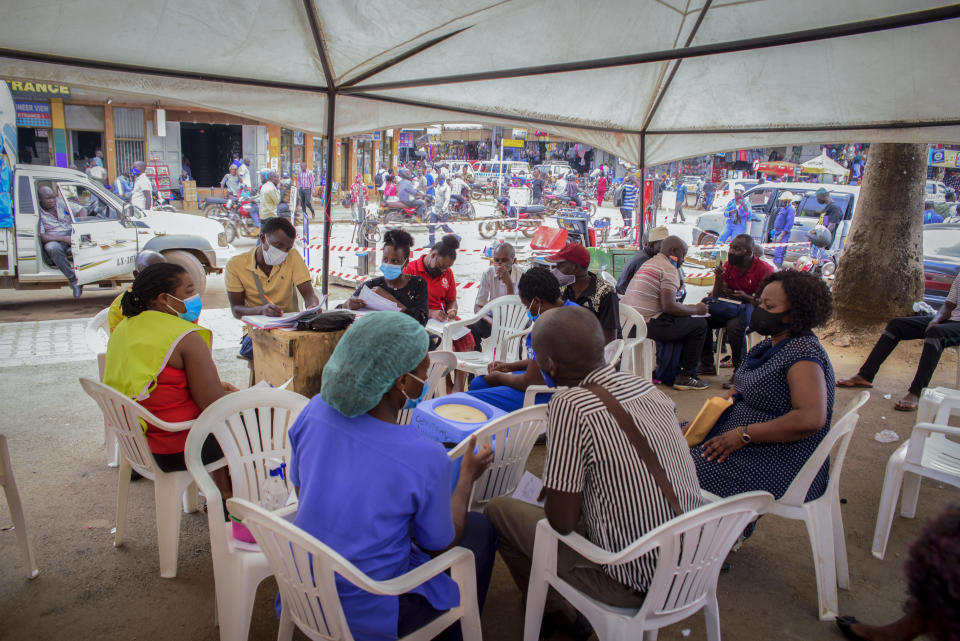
[3,164,229,294]
[532,162,571,180]
[692,181,860,265]
[923,223,960,307]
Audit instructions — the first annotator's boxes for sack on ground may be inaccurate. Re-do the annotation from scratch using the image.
[684,396,734,446]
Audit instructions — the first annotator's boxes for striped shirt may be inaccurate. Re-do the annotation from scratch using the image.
[297,170,316,191]
[622,253,679,320]
[543,366,705,593]
[621,183,639,209]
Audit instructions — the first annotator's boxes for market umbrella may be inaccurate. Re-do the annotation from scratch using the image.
[801,153,850,177]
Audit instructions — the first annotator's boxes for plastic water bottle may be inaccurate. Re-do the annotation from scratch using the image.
[259,459,289,512]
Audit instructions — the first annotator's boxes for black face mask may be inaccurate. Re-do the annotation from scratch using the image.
[750,306,790,336]
[729,252,750,267]
[424,261,445,278]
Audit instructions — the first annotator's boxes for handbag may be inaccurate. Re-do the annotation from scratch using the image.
[683,397,734,447]
[295,310,355,332]
[582,382,682,516]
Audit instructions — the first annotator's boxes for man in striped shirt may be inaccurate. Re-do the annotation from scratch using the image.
[620,174,639,228]
[486,306,704,636]
[623,236,711,389]
[296,162,316,220]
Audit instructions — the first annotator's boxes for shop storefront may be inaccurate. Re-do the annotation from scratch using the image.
[7,79,71,167]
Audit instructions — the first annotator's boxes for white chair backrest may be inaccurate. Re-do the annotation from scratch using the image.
[838,390,870,423]
[629,491,773,627]
[227,498,375,641]
[79,377,190,475]
[604,339,625,368]
[185,389,308,550]
[84,307,111,354]
[448,405,548,507]
[600,270,617,287]
[619,302,648,342]
[397,351,458,425]
[482,295,529,357]
[778,409,860,507]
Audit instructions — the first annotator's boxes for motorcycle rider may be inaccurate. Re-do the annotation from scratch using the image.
[429,176,455,244]
[220,164,242,199]
[448,172,468,211]
[397,168,426,220]
[257,171,281,226]
[564,172,582,208]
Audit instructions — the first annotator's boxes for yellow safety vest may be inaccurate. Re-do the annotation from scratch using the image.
[103,310,212,401]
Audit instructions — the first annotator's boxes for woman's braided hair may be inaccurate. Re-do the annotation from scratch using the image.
[120,263,187,317]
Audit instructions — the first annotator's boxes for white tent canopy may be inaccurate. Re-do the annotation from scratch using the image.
[802,152,851,176]
[1,0,959,167]
[3,0,959,290]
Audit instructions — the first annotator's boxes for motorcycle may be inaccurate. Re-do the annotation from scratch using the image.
[378,194,431,225]
[478,198,544,239]
[469,181,498,201]
[542,190,597,216]
[204,192,261,242]
[446,191,476,221]
[351,203,382,247]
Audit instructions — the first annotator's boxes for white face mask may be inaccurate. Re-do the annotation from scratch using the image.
[263,243,289,266]
[551,266,576,287]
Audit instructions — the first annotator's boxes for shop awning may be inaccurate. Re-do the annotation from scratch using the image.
[1,0,958,167]
[802,152,851,176]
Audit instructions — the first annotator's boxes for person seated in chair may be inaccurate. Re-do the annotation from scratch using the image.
[466,266,577,412]
[38,185,83,298]
[485,305,704,639]
[469,242,524,349]
[700,234,773,388]
[837,271,960,411]
[622,236,709,390]
[285,312,497,641]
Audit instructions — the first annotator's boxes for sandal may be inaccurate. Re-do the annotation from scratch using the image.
[894,399,918,412]
[836,379,873,389]
[836,616,869,641]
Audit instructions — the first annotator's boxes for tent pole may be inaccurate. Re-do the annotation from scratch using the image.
[321,91,335,298]
[638,133,645,246]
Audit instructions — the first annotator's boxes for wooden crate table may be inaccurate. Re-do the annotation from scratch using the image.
[248,328,348,397]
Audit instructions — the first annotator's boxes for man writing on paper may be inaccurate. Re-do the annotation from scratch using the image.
[485,305,704,639]
[225,217,319,359]
[469,242,524,348]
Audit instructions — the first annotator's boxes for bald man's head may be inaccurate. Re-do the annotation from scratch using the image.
[660,235,688,264]
[37,186,57,213]
[134,250,166,274]
[531,305,606,384]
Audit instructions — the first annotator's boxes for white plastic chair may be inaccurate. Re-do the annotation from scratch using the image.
[523,491,774,641]
[447,405,548,511]
[185,389,309,641]
[618,303,653,380]
[703,395,866,621]
[1,434,39,579]
[397,351,458,426]
[600,270,617,287]
[604,338,625,369]
[713,327,759,372]
[226,497,482,641]
[428,295,529,376]
[85,307,120,467]
[872,386,960,560]
[79,377,225,578]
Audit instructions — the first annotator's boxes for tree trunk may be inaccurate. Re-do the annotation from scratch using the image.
[832,143,927,325]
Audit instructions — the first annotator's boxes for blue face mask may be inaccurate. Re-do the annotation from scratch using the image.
[402,373,430,409]
[526,300,542,324]
[668,256,679,268]
[168,294,202,322]
[538,365,558,388]
[380,263,404,280]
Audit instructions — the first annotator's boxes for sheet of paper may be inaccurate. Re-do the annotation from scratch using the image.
[358,285,401,311]
[241,297,327,329]
[426,318,471,341]
[511,471,545,507]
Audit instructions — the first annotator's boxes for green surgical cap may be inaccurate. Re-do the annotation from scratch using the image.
[321,311,429,417]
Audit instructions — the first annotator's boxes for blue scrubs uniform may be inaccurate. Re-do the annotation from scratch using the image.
[771,203,796,265]
[718,201,750,242]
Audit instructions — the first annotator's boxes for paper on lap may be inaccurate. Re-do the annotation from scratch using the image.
[511,471,545,507]
[241,297,327,329]
[426,318,471,341]
[358,286,400,311]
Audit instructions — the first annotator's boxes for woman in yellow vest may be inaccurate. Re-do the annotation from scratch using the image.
[103,263,236,474]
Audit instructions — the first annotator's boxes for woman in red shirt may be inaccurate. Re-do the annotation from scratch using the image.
[597,173,608,206]
[405,234,475,390]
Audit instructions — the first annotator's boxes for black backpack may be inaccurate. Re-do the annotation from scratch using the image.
[613,184,625,207]
[374,171,384,188]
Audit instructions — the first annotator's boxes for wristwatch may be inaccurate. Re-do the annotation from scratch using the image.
[737,425,752,444]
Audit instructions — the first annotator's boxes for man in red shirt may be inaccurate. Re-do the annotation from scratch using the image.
[701,234,773,385]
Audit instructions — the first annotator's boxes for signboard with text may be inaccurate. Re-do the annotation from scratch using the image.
[398,132,414,148]
[502,138,524,148]
[6,80,70,100]
[14,101,51,127]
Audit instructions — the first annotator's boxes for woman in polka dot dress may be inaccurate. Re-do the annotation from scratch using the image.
[692,271,835,501]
